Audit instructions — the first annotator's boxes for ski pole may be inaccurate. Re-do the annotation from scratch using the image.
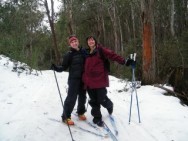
[53,70,75,141]
[128,53,141,124]
[132,67,141,123]
[128,88,133,124]
[86,97,90,111]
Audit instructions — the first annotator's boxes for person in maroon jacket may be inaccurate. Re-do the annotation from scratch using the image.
[83,36,131,127]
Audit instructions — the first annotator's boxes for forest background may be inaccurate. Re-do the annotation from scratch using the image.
[0,0,187,101]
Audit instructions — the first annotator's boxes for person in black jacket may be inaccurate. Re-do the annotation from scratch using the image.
[51,35,87,125]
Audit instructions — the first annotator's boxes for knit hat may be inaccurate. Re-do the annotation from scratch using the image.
[68,35,78,44]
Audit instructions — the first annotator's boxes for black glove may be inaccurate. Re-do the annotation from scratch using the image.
[125,58,134,66]
[50,63,64,72]
[50,64,57,70]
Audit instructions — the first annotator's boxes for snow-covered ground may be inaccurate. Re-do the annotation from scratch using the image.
[0,54,188,141]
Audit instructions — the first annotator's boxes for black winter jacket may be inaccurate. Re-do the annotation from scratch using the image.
[54,47,85,80]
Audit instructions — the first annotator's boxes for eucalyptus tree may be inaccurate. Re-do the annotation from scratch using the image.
[141,0,156,84]
[0,0,47,69]
[0,1,43,55]
[44,0,61,65]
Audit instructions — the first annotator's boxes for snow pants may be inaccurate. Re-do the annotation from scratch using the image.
[87,87,113,123]
[62,79,86,120]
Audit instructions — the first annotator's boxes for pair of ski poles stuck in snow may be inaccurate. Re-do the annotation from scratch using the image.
[52,52,141,140]
[128,53,141,124]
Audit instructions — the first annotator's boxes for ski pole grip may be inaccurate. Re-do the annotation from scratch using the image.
[130,54,133,59]
[133,53,136,61]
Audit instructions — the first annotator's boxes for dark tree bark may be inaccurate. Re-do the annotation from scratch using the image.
[44,0,61,64]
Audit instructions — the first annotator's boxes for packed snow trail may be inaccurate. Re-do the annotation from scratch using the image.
[1,55,188,141]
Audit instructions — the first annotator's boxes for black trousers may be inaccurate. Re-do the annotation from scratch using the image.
[87,87,113,123]
[62,79,86,120]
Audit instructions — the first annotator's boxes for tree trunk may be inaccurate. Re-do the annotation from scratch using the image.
[101,0,106,45]
[131,2,136,50]
[44,0,61,64]
[170,0,175,37]
[67,0,74,34]
[141,0,156,84]
[118,16,123,53]
[95,9,102,40]
[107,0,119,53]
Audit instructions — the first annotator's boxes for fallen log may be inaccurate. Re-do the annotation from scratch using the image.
[154,84,187,100]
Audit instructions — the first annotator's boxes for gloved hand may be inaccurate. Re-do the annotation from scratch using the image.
[50,63,64,72]
[50,64,57,70]
[125,58,134,66]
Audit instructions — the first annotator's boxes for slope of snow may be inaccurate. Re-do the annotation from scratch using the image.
[0,55,188,141]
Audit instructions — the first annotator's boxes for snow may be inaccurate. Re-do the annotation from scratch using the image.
[0,54,188,141]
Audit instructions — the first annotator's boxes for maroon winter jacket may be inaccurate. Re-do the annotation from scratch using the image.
[82,44,125,89]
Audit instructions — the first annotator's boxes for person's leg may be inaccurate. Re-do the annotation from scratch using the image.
[62,79,80,120]
[87,89,102,124]
[97,88,113,115]
[77,81,87,118]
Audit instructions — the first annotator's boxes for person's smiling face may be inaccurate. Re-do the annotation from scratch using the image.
[87,37,96,49]
[70,39,79,50]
